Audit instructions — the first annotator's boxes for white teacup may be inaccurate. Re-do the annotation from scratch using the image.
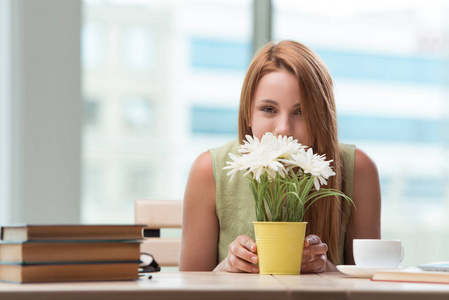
[353,239,404,268]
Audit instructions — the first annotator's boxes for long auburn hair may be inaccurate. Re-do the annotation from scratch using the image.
[238,40,343,264]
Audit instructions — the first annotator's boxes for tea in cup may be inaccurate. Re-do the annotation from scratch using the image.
[353,239,404,268]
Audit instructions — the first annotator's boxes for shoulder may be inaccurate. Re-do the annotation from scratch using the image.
[189,140,239,184]
[354,148,378,176]
[353,148,381,203]
[338,144,378,175]
[189,151,214,184]
[338,143,355,162]
[209,140,240,176]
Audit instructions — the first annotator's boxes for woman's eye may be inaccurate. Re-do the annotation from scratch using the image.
[262,106,276,113]
[295,109,302,116]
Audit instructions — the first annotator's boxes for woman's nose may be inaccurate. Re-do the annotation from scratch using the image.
[274,115,293,137]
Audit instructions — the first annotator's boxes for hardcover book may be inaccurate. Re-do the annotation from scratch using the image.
[372,268,449,284]
[0,262,140,283]
[0,241,140,263]
[0,224,145,242]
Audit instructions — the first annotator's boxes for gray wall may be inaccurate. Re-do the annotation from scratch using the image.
[0,0,12,224]
[1,0,82,224]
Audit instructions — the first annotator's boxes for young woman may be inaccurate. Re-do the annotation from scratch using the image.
[179,40,381,273]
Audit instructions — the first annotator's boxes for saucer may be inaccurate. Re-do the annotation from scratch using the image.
[336,265,400,278]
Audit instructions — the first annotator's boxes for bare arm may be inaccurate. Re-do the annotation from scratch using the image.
[344,148,382,265]
[179,151,219,271]
[179,151,260,273]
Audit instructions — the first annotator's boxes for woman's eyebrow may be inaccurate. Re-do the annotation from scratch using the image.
[258,99,301,108]
[258,99,278,105]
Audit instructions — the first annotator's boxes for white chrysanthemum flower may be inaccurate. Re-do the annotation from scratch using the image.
[224,143,288,182]
[223,153,246,181]
[237,133,305,157]
[271,134,307,158]
[281,148,336,190]
[241,148,288,181]
[237,135,262,154]
[224,132,352,222]
[225,132,306,182]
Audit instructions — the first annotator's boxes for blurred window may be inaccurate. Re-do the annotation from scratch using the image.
[82,22,104,68]
[122,26,154,71]
[191,106,237,135]
[191,39,251,70]
[84,99,100,126]
[122,96,153,130]
[82,0,251,223]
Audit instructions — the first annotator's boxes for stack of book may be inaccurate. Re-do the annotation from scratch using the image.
[0,224,144,283]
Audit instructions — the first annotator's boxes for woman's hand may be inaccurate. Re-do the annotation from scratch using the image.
[301,235,328,273]
[214,235,259,273]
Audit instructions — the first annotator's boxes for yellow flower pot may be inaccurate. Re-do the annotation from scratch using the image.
[253,221,307,275]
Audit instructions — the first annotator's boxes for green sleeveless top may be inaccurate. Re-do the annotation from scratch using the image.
[209,140,355,265]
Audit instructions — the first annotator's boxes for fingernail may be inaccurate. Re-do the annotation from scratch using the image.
[251,256,258,263]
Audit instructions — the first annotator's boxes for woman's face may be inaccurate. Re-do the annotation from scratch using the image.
[250,70,313,146]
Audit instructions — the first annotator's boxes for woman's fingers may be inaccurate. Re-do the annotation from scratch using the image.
[304,235,321,247]
[234,235,258,262]
[303,241,328,256]
[228,254,259,273]
[302,235,328,273]
[302,254,326,272]
[225,235,259,273]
